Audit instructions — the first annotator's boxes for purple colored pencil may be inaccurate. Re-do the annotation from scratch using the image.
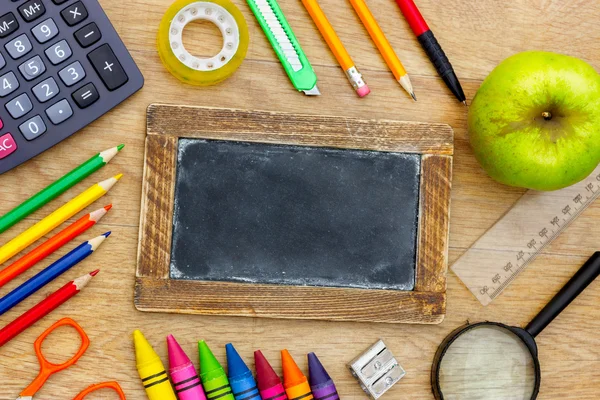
[308,353,339,400]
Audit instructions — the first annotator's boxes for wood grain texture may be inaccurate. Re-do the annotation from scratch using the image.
[1,0,600,398]
[416,155,453,293]
[138,105,452,324]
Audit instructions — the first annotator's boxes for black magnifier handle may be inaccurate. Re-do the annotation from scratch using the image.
[526,252,600,338]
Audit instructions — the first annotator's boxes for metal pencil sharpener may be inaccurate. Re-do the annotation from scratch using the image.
[348,339,406,399]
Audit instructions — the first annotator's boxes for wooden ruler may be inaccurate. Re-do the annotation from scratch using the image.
[452,165,600,306]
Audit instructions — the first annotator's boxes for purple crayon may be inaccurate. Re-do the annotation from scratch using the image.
[308,353,339,400]
[168,334,208,400]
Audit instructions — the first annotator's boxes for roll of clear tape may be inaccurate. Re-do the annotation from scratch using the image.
[157,0,249,86]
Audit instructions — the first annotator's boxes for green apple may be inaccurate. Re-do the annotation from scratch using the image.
[468,51,600,191]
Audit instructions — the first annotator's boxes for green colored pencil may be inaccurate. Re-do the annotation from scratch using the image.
[0,144,124,234]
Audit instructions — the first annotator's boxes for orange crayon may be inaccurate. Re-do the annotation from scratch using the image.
[282,350,314,400]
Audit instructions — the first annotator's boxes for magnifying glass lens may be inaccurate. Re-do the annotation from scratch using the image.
[438,325,536,400]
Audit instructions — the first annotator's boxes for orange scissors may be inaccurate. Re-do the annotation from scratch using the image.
[16,318,126,400]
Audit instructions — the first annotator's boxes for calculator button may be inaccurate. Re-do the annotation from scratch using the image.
[0,53,5,70]
[45,99,72,124]
[88,44,128,91]
[18,0,46,23]
[61,2,88,27]
[31,18,59,44]
[59,61,85,86]
[0,72,19,97]
[74,22,101,48]
[52,0,70,4]
[32,77,59,102]
[72,83,99,108]
[0,133,17,159]
[0,13,19,39]
[45,40,72,65]
[5,34,32,60]
[6,93,33,119]
[19,115,46,140]
[18,55,46,81]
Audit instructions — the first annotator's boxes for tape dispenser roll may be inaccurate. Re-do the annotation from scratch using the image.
[158,0,249,85]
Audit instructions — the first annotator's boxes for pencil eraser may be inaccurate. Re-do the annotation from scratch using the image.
[356,85,371,98]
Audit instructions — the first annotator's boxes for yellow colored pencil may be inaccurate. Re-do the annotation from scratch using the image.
[0,174,122,265]
[348,0,416,100]
[301,0,370,97]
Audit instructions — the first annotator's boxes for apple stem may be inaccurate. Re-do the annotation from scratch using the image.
[542,111,552,120]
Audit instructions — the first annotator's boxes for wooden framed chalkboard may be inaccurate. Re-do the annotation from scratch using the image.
[136,104,453,324]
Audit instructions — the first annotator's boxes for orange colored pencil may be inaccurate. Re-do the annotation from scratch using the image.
[0,205,111,288]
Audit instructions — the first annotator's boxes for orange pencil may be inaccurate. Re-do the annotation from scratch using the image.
[0,205,111,288]
[301,0,370,97]
[282,350,314,400]
[348,0,416,100]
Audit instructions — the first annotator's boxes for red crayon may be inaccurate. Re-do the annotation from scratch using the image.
[254,351,288,400]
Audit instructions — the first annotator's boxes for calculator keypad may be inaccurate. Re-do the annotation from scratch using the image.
[32,77,59,102]
[31,18,59,43]
[5,34,32,59]
[6,93,32,118]
[61,2,87,27]
[18,55,45,80]
[0,0,144,174]
[0,72,18,97]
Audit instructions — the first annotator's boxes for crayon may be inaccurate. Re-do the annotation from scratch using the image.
[226,343,261,400]
[308,353,339,400]
[198,340,235,400]
[254,350,288,400]
[134,330,177,400]
[168,335,207,400]
[282,350,313,400]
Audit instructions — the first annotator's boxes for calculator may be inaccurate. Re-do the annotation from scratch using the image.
[0,0,143,175]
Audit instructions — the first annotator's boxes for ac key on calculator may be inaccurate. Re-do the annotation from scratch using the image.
[0,0,144,174]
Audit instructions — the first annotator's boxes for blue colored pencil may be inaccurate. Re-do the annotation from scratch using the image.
[0,232,110,315]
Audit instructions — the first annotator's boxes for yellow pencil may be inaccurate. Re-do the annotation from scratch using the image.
[301,0,370,97]
[348,0,416,100]
[0,174,122,265]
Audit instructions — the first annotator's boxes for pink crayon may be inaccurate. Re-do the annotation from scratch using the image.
[168,334,208,400]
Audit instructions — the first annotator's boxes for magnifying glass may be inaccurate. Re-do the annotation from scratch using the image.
[431,251,600,400]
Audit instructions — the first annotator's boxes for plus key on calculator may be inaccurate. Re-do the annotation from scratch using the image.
[0,0,144,174]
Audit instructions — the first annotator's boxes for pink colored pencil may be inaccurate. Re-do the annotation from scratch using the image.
[168,334,207,400]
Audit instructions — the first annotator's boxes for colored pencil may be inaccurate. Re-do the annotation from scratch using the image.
[0,233,109,315]
[348,0,416,100]
[226,343,260,400]
[0,270,99,347]
[0,206,111,288]
[199,340,235,400]
[0,145,123,234]
[0,174,122,265]
[394,0,466,104]
[282,350,314,400]
[301,0,370,97]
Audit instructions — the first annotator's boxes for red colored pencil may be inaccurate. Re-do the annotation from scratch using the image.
[0,206,111,288]
[0,270,99,347]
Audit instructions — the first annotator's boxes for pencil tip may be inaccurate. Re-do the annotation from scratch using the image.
[103,231,111,237]
[104,204,113,211]
[90,269,100,277]
[117,144,125,151]
[463,100,468,106]
[114,173,123,181]
[411,92,417,101]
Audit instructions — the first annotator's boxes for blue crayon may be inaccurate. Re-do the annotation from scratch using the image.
[226,343,261,400]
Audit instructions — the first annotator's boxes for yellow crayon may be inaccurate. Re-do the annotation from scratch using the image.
[134,330,177,400]
[0,174,122,265]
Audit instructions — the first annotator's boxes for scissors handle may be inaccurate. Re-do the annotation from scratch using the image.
[73,381,126,399]
[20,318,90,397]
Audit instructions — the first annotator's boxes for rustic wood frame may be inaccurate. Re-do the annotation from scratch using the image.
[135,104,453,324]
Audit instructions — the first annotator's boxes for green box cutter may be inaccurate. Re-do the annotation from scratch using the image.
[247,0,320,95]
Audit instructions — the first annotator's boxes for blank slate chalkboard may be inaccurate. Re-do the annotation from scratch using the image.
[171,139,420,290]
[137,105,454,324]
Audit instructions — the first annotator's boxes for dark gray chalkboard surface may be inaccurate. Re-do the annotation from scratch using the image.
[170,138,421,290]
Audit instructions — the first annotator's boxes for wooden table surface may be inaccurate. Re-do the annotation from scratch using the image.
[1,0,600,398]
